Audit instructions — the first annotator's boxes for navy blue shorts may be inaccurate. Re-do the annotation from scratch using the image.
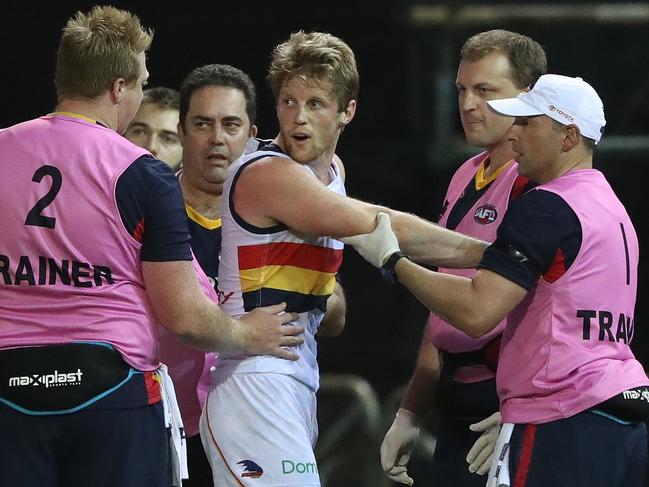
[0,402,171,487]
[428,415,489,487]
[509,411,647,487]
[428,378,500,486]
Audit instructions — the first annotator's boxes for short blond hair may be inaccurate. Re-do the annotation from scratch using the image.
[55,5,153,99]
[267,30,359,111]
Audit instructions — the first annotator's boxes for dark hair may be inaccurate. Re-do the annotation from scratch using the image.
[142,86,179,110]
[179,64,256,128]
[461,29,547,89]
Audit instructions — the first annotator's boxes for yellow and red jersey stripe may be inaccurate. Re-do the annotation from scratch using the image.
[237,242,342,313]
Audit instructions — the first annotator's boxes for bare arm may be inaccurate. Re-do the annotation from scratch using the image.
[387,209,489,268]
[236,157,487,268]
[337,153,485,268]
[235,156,376,236]
[317,281,346,337]
[395,261,527,338]
[400,323,442,417]
[142,260,303,359]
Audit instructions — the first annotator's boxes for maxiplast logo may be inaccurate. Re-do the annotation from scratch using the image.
[548,105,575,122]
[8,369,83,388]
[622,388,649,403]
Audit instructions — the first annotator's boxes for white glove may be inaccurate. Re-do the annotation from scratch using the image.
[466,411,502,475]
[380,408,420,486]
[340,212,400,268]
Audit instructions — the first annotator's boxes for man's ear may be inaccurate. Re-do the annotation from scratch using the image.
[177,120,185,143]
[250,124,259,138]
[339,99,357,128]
[561,124,581,152]
[110,78,127,104]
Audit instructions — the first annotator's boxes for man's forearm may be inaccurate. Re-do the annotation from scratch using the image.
[401,366,439,417]
[143,261,302,360]
[394,260,526,338]
[388,209,489,268]
[317,282,346,337]
[395,259,490,337]
[172,303,242,353]
[400,322,441,414]
[141,259,259,354]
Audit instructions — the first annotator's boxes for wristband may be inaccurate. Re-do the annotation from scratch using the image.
[380,251,409,284]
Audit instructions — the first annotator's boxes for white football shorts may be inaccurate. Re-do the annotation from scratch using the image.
[200,372,320,486]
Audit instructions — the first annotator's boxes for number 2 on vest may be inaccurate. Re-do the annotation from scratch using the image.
[25,165,62,229]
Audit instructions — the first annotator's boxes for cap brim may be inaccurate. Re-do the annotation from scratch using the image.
[487,97,544,117]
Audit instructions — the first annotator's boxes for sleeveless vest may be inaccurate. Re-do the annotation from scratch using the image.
[498,169,648,423]
[0,114,167,370]
[430,152,520,382]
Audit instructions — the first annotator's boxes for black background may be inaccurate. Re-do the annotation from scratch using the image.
[3,0,649,400]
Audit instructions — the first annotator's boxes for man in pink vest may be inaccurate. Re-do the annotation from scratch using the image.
[125,86,183,171]
[379,30,545,486]
[345,75,648,486]
[0,6,302,487]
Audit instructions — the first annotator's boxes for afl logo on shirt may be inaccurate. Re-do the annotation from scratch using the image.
[474,204,498,225]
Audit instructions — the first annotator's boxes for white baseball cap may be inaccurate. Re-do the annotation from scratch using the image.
[487,74,606,144]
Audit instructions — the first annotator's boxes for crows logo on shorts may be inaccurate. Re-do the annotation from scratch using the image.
[237,460,263,478]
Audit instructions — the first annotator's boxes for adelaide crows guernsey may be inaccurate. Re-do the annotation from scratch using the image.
[216,145,344,392]
[157,139,266,435]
